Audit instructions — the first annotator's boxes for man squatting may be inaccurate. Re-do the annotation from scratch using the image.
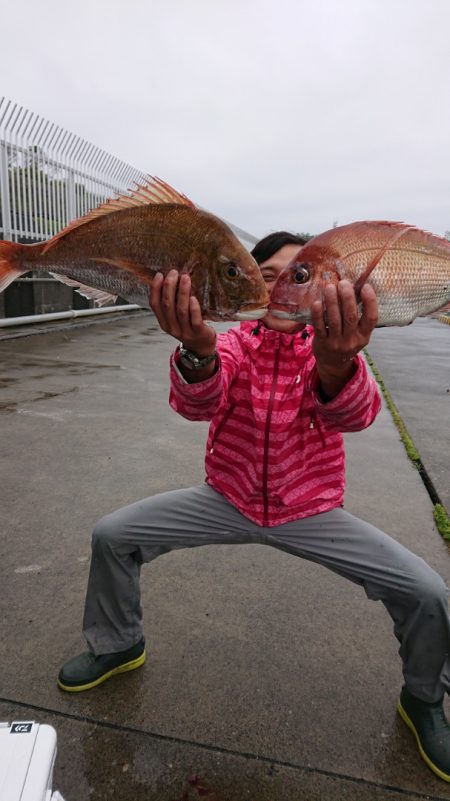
[58,231,450,783]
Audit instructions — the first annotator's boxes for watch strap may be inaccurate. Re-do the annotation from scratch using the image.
[178,345,217,370]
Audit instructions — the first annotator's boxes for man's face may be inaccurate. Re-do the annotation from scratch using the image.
[259,244,307,333]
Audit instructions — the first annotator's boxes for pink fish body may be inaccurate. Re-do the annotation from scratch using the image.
[270,221,450,326]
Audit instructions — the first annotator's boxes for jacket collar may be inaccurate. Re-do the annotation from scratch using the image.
[240,320,314,358]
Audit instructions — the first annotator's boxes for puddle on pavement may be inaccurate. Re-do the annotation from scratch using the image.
[9,358,121,371]
[0,377,20,388]
[140,328,162,337]
[0,401,17,412]
[0,358,122,405]
[0,386,79,413]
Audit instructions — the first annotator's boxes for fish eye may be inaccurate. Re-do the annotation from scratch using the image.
[293,263,310,284]
[226,264,239,278]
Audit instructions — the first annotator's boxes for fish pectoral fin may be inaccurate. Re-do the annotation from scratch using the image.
[94,257,147,273]
[42,176,195,255]
[93,257,157,283]
[49,273,118,307]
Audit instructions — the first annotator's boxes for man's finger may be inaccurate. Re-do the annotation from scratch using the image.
[150,271,163,311]
[149,272,170,328]
[323,283,342,337]
[338,280,359,336]
[311,299,328,337]
[358,283,379,337]
[176,273,192,326]
[189,296,205,332]
[160,269,181,328]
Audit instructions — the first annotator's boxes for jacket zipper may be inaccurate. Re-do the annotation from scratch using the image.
[262,338,281,526]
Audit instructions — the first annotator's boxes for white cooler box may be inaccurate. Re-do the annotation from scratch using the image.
[0,722,65,801]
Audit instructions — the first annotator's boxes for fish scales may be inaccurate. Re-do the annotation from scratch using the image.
[28,205,217,308]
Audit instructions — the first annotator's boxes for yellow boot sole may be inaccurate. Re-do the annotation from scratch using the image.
[397,698,450,782]
[57,649,146,693]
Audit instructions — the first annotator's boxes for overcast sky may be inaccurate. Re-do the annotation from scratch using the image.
[2,0,450,240]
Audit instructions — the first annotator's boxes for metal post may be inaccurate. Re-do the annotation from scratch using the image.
[0,141,12,240]
[66,169,76,223]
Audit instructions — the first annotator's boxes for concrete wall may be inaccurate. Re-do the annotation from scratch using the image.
[3,278,93,317]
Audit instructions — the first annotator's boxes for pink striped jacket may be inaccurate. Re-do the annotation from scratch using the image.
[169,321,381,527]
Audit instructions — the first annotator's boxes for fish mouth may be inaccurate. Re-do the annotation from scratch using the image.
[233,306,269,321]
[269,303,309,321]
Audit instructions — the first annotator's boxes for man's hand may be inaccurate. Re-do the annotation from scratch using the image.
[311,280,378,400]
[150,270,217,355]
[150,270,217,382]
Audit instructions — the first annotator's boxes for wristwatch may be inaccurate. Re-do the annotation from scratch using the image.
[179,345,217,370]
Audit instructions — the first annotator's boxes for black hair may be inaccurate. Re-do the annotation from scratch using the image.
[250,231,307,265]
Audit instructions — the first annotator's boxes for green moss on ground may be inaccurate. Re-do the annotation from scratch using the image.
[434,504,450,541]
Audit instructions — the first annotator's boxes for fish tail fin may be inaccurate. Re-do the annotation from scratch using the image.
[0,240,32,292]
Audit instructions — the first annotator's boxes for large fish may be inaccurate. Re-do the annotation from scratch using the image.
[269,221,450,326]
[0,177,269,322]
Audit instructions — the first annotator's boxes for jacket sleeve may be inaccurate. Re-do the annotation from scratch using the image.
[169,329,242,421]
[307,354,381,432]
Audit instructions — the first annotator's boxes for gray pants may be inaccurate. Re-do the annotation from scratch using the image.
[83,483,450,703]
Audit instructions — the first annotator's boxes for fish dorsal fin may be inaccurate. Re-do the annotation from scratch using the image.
[42,176,195,255]
[353,224,415,297]
[49,272,118,307]
[123,175,195,208]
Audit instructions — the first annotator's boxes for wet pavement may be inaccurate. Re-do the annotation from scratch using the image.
[1,311,450,800]
[368,317,450,512]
